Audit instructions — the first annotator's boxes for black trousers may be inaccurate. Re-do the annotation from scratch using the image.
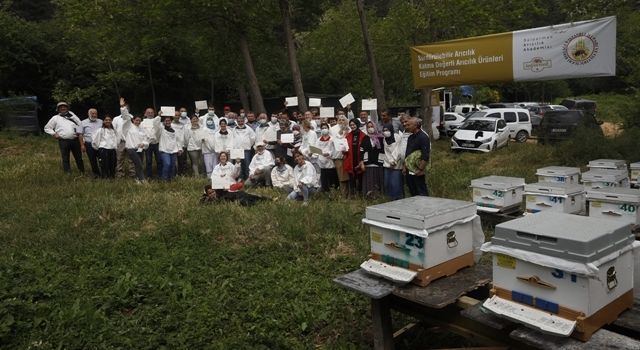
[406,174,429,196]
[320,168,339,192]
[98,148,117,178]
[127,148,145,181]
[58,139,84,174]
[84,141,101,177]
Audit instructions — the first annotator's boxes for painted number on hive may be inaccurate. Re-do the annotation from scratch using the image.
[405,235,424,249]
[550,197,564,204]
[620,204,637,213]
[493,190,504,198]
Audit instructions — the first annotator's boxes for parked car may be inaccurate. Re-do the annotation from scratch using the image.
[528,104,569,128]
[451,117,509,152]
[538,110,603,144]
[447,104,485,115]
[560,99,597,113]
[443,112,466,136]
[465,108,532,142]
[487,102,518,108]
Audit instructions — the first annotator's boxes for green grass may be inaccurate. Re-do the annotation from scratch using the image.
[0,130,636,349]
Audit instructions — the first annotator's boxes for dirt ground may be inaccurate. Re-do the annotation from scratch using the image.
[600,122,624,137]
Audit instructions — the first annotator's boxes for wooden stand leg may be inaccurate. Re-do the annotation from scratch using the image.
[371,297,395,350]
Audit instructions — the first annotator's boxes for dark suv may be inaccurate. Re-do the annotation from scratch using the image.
[538,110,603,144]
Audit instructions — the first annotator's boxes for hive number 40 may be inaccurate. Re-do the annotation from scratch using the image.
[405,235,424,249]
[492,190,504,198]
[620,204,637,213]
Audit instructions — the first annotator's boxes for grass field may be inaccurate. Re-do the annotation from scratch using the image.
[0,130,638,349]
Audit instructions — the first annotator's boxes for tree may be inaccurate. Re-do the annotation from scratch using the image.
[280,0,308,112]
[355,0,386,111]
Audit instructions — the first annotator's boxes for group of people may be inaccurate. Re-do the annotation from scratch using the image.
[44,98,431,203]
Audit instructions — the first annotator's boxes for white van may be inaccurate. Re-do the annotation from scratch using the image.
[465,108,532,142]
[448,104,485,115]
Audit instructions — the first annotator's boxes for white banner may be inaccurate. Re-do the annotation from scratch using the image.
[512,16,616,81]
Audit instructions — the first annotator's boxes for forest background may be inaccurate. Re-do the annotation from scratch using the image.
[1,0,639,122]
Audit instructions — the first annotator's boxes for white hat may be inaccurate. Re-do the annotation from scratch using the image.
[56,101,69,109]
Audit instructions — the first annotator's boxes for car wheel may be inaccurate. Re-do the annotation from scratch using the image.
[515,130,528,143]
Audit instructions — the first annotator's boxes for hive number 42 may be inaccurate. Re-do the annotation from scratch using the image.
[620,204,637,213]
[492,190,504,198]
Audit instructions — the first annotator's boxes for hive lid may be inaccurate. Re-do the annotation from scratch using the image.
[630,162,640,169]
[365,196,476,230]
[587,159,627,170]
[471,176,525,190]
[582,169,629,182]
[491,212,633,263]
[524,182,584,196]
[535,166,581,177]
[586,187,640,203]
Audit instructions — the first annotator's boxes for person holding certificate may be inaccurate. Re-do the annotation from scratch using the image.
[210,151,241,190]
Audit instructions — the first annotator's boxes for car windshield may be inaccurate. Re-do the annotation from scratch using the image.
[465,111,486,119]
[460,119,495,131]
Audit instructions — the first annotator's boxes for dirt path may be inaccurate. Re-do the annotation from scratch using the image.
[601,122,624,137]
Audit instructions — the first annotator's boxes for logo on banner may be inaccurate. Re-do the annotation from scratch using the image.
[563,32,599,65]
[523,57,552,72]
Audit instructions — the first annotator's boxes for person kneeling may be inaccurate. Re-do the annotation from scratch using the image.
[287,152,319,204]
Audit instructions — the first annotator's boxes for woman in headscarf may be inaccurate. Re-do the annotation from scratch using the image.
[382,123,404,200]
[343,119,369,197]
[361,121,384,198]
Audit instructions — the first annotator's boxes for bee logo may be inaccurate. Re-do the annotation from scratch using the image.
[563,32,599,65]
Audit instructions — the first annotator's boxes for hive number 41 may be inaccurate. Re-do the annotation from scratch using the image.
[620,204,637,213]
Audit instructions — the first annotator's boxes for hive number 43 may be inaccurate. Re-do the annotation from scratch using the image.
[405,235,424,249]
[620,204,637,213]
[492,190,504,198]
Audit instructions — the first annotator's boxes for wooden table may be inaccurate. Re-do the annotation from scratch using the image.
[335,265,640,350]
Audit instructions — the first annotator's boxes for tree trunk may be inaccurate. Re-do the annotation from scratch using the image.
[280,0,307,112]
[238,32,266,114]
[421,87,434,140]
[106,60,120,98]
[210,77,215,107]
[238,83,250,112]
[356,0,387,112]
[147,57,157,110]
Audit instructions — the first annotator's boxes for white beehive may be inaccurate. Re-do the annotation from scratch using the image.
[524,182,585,214]
[630,162,640,187]
[471,176,525,213]
[482,212,636,341]
[362,196,479,286]
[581,169,630,189]
[536,166,581,185]
[587,158,627,171]
[587,187,640,229]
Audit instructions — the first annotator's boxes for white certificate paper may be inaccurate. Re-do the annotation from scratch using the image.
[361,99,377,111]
[320,107,334,118]
[280,132,294,143]
[160,106,175,117]
[230,148,245,159]
[339,93,355,107]
[309,98,321,107]
[285,96,298,107]
[211,176,228,190]
[194,100,208,110]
